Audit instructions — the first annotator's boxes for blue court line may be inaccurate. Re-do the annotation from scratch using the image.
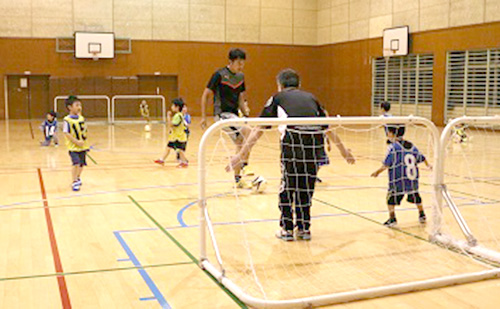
[140,296,157,301]
[175,193,494,228]
[177,192,233,227]
[117,258,130,262]
[114,231,171,309]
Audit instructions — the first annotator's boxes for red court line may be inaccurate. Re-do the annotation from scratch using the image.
[37,168,72,309]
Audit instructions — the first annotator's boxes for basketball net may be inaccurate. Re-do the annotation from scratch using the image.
[91,52,99,61]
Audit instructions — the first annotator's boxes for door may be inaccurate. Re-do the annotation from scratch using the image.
[7,75,50,119]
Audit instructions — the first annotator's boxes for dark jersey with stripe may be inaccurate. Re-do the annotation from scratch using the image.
[207,67,245,116]
[260,88,327,160]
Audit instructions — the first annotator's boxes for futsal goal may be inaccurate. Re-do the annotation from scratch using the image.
[197,116,500,308]
[111,95,166,124]
[54,95,111,123]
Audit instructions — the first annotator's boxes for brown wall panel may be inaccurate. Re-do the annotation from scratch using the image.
[0,21,499,124]
[320,22,500,126]
[0,39,322,120]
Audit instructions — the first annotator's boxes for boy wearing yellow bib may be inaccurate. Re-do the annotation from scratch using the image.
[154,98,188,168]
[62,96,89,191]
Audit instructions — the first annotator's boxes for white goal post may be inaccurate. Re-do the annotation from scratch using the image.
[431,115,500,264]
[197,116,500,308]
[111,95,166,124]
[54,95,111,123]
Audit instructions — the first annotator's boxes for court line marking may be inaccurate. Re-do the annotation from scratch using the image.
[29,121,35,139]
[114,231,171,308]
[312,197,500,268]
[0,261,195,282]
[37,168,72,309]
[128,195,248,309]
[87,152,98,165]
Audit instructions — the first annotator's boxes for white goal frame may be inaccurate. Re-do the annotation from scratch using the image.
[431,115,500,264]
[111,95,166,124]
[198,116,500,308]
[54,95,111,123]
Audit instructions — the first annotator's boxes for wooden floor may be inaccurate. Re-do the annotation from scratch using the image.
[1,118,499,308]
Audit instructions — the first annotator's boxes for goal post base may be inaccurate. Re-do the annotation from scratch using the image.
[431,234,500,265]
[202,259,500,308]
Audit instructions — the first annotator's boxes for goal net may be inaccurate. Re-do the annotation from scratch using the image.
[54,95,111,123]
[198,116,500,308]
[111,95,166,124]
[432,116,500,264]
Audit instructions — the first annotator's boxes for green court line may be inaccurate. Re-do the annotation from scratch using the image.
[87,153,98,165]
[0,261,194,282]
[128,195,248,309]
[313,197,500,268]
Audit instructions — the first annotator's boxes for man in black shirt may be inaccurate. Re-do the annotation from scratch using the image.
[201,48,253,187]
[228,69,355,241]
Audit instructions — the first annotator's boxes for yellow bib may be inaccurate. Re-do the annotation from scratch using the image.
[64,115,89,151]
[169,112,187,142]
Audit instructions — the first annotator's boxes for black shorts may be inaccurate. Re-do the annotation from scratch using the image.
[69,151,87,166]
[168,141,187,151]
[387,191,422,206]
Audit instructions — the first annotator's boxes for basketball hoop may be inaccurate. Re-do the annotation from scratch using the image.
[91,51,99,61]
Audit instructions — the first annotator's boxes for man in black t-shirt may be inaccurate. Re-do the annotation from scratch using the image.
[201,48,253,187]
[228,69,355,241]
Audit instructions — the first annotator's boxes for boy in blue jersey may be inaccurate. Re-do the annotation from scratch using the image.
[371,125,432,227]
[40,111,59,146]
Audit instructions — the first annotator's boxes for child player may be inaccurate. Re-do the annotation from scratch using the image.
[371,125,432,227]
[62,96,89,191]
[40,110,59,146]
[176,103,191,162]
[154,98,188,168]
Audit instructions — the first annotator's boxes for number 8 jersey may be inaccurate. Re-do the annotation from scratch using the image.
[63,114,89,152]
[383,140,426,193]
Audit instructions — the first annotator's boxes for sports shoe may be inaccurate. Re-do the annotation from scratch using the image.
[296,230,311,241]
[275,229,294,241]
[75,178,82,186]
[383,217,397,227]
[176,162,188,168]
[419,213,427,224]
[154,159,165,165]
[241,165,255,177]
[72,182,81,192]
[236,179,252,189]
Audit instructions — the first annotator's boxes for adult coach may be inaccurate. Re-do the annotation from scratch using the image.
[228,69,355,241]
[201,48,253,187]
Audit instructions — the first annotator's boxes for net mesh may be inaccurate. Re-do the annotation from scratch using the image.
[114,98,165,122]
[201,120,494,302]
[439,122,500,255]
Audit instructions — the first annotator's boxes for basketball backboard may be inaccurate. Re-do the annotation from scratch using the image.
[383,26,409,57]
[75,32,115,59]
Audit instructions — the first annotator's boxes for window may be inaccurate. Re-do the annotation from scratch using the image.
[372,54,434,119]
[446,49,500,121]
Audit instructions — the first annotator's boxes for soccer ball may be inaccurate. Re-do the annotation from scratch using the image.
[144,124,151,132]
[252,176,267,193]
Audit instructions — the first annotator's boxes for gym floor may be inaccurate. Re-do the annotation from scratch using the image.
[1,119,499,308]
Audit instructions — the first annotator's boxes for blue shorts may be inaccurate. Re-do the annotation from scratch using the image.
[387,191,422,206]
[69,151,87,166]
[168,141,186,152]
